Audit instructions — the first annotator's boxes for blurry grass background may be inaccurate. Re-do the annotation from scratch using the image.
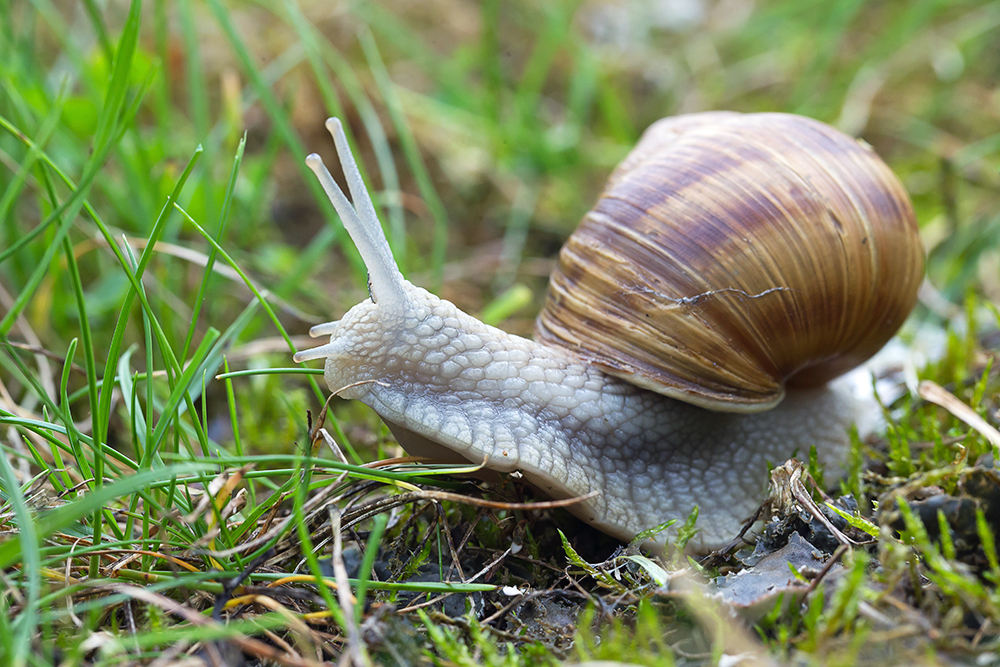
[1,0,1000,664]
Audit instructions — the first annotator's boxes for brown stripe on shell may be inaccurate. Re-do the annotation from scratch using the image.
[535,112,924,412]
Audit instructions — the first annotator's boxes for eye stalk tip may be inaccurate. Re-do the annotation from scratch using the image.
[325,117,342,134]
[305,153,323,169]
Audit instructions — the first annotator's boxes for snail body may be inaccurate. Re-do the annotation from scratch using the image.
[295,113,924,549]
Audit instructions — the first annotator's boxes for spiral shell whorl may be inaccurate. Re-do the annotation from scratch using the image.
[535,112,924,412]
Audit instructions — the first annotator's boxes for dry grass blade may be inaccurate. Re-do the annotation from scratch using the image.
[918,379,1000,451]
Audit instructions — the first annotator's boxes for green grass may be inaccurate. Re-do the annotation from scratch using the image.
[1,0,1000,664]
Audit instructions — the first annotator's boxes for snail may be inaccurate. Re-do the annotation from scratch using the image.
[294,111,924,549]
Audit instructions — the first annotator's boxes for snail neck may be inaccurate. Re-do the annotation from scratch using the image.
[320,281,608,459]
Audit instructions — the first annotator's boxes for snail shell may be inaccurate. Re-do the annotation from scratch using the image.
[536,112,924,412]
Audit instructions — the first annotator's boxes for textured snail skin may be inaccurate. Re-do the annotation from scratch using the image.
[295,114,919,550]
[310,279,870,549]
